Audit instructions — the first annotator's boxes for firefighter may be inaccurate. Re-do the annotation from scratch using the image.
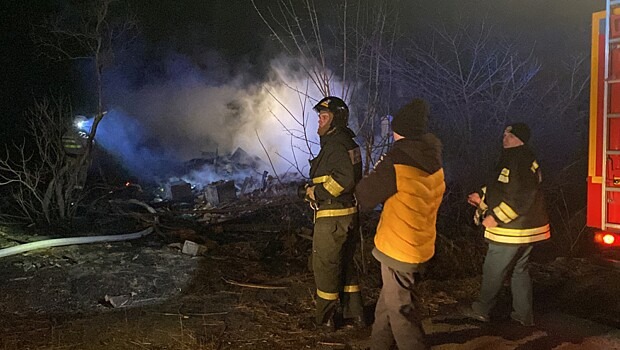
[62,116,88,156]
[305,96,364,330]
[61,115,90,190]
[461,122,550,327]
[355,98,445,350]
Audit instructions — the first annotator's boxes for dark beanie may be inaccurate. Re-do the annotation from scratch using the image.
[391,98,429,138]
[507,122,531,143]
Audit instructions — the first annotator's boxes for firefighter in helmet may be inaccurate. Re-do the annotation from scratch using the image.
[61,115,90,190]
[304,96,365,330]
[62,116,89,155]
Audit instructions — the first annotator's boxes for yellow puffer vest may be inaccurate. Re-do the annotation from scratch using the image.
[374,165,445,264]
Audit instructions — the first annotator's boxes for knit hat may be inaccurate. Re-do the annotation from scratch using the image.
[391,98,429,138]
[506,122,531,143]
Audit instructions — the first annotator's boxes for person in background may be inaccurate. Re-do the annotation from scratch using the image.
[355,98,445,350]
[61,115,90,190]
[460,122,550,327]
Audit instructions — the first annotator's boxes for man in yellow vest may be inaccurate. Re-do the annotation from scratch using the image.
[355,98,445,349]
[461,122,550,327]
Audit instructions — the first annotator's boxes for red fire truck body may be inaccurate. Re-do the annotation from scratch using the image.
[589,10,620,258]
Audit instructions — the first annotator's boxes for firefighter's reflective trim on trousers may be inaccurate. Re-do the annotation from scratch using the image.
[312,175,345,197]
[485,224,551,244]
[317,289,339,300]
[493,201,519,224]
[343,284,360,293]
[315,207,357,219]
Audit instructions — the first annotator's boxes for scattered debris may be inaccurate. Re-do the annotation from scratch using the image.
[317,341,347,349]
[204,180,237,206]
[222,277,288,290]
[169,180,193,201]
[104,293,136,308]
[181,240,200,256]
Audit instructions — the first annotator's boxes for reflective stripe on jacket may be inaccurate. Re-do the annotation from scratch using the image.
[62,130,88,156]
[309,126,362,216]
[482,145,550,244]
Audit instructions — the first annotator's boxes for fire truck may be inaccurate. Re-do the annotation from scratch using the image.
[589,2,620,262]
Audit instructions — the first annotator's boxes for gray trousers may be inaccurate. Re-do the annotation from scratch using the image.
[472,242,534,324]
[371,264,427,350]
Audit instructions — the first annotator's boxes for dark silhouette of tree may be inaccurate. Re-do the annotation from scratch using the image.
[0,0,137,225]
[252,0,399,175]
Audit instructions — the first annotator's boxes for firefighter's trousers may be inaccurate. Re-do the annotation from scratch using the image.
[312,213,363,324]
[472,243,534,325]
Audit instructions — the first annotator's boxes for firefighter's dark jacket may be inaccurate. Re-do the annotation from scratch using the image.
[481,145,550,244]
[355,133,445,273]
[310,126,362,217]
[62,129,88,157]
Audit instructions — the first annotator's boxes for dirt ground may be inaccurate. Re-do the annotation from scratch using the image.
[1,196,620,350]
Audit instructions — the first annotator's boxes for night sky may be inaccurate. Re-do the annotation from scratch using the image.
[0,0,606,175]
[0,0,271,144]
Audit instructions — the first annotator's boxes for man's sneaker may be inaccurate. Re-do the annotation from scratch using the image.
[459,305,490,323]
[510,312,534,327]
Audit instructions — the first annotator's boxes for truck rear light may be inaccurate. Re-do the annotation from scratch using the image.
[594,231,620,247]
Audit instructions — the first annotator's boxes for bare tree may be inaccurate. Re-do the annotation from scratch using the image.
[346,3,400,173]
[0,98,84,224]
[34,0,137,153]
[0,0,137,225]
[390,21,542,190]
[252,0,399,175]
[386,20,590,251]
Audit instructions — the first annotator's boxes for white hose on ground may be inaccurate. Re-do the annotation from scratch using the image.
[0,227,154,259]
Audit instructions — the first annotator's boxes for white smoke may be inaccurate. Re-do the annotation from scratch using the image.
[101,52,346,183]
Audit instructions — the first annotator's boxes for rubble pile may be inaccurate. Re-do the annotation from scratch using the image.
[153,147,303,204]
[123,146,309,226]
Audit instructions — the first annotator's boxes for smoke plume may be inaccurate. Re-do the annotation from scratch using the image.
[96,51,345,187]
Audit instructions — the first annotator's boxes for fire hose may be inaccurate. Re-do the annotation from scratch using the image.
[0,199,157,259]
[0,227,154,259]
